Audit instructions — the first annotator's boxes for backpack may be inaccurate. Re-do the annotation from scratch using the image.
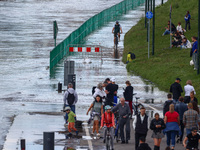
[131,53,136,60]
[163,100,173,115]
[92,86,96,95]
[67,90,75,106]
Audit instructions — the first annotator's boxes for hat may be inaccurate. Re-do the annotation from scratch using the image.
[191,127,198,131]
[105,105,111,110]
[176,78,181,81]
[64,106,71,111]
[116,20,119,23]
[111,77,115,82]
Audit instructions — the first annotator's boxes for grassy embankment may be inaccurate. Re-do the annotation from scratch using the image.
[123,0,200,100]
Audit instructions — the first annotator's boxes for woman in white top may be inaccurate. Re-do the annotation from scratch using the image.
[184,80,196,102]
[93,83,106,99]
[176,22,183,33]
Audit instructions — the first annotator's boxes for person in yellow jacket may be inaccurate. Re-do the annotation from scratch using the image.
[126,52,135,64]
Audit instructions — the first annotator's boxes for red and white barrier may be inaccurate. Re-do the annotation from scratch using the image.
[69,47,100,52]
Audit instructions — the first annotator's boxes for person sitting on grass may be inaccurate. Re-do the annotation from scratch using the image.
[65,106,78,136]
[176,22,184,33]
[86,95,103,136]
[181,37,192,49]
[100,105,115,150]
[162,21,176,36]
[137,136,152,150]
[171,31,182,47]
[183,127,200,150]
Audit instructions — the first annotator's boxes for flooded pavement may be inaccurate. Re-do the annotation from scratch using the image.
[0,0,169,149]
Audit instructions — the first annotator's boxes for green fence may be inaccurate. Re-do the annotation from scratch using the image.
[50,0,145,73]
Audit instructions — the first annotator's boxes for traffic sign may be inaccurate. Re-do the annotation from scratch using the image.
[146,11,153,19]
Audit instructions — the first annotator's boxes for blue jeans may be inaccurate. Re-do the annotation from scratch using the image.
[114,96,118,106]
[186,128,191,135]
[65,105,76,123]
[166,131,177,147]
[163,30,171,35]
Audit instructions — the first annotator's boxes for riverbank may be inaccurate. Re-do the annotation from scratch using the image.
[123,0,200,101]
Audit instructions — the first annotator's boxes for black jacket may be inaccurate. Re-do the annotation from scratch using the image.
[123,86,133,101]
[137,143,151,150]
[170,82,183,100]
[150,118,166,133]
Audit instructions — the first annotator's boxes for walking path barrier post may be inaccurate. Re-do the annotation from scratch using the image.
[64,61,75,86]
[43,132,54,150]
[146,11,153,59]
[20,139,25,150]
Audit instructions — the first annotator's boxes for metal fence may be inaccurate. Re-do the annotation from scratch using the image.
[50,0,145,73]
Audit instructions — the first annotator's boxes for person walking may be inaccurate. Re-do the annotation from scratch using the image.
[189,91,198,103]
[163,94,174,117]
[191,36,198,70]
[183,103,198,135]
[184,80,196,103]
[150,113,166,150]
[123,80,134,116]
[112,98,131,144]
[86,95,104,136]
[164,104,180,150]
[170,78,183,102]
[64,106,78,136]
[133,107,150,150]
[63,83,78,123]
[105,78,116,106]
[175,96,188,143]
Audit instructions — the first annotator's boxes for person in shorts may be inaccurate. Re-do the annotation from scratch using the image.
[183,127,200,150]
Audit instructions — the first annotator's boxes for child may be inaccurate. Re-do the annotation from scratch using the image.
[86,95,103,136]
[183,127,200,150]
[100,105,115,150]
[65,106,78,135]
[137,136,151,150]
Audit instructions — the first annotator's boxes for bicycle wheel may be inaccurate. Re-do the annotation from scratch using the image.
[106,136,110,150]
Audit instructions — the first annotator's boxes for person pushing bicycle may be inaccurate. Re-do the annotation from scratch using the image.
[100,105,115,150]
[112,21,123,44]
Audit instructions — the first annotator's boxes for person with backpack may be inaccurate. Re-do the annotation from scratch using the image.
[126,52,136,64]
[112,20,123,44]
[163,94,174,117]
[63,83,78,123]
[86,95,104,136]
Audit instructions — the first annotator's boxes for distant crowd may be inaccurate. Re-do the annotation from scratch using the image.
[62,75,200,150]
[162,10,198,70]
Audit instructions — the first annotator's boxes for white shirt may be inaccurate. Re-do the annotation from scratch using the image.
[132,114,150,130]
[184,84,196,96]
[176,25,183,33]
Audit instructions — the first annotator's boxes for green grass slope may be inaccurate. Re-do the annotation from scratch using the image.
[123,0,200,100]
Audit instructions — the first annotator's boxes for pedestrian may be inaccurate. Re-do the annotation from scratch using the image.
[86,95,104,136]
[184,80,196,103]
[150,113,166,150]
[164,104,180,150]
[93,83,106,99]
[63,83,78,123]
[191,36,198,70]
[189,91,198,103]
[64,106,78,136]
[105,78,116,106]
[163,94,174,117]
[183,127,200,150]
[136,136,151,150]
[123,80,134,116]
[191,101,200,127]
[100,105,115,150]
[112,97,131,144]
[175,96,188,143]
[169,78,183,102]
[111,78,118,106]
[184,11,191,31]
[133,107,150,150]
[183,103,198,135]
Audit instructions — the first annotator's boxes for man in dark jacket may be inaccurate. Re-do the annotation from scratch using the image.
[163,93,174,116]
[170,78,183,102]
[133,107,149,150]
[137,136,151,150]
[105,79,116,106]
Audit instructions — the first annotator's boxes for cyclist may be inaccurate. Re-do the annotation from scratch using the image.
[112,21,123,44]
[100,105,115,150]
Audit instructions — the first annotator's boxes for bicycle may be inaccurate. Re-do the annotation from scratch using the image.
[132,93,144,115]
[105,127,113,150]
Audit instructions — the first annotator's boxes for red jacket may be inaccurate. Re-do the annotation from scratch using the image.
[101,111,115,128]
